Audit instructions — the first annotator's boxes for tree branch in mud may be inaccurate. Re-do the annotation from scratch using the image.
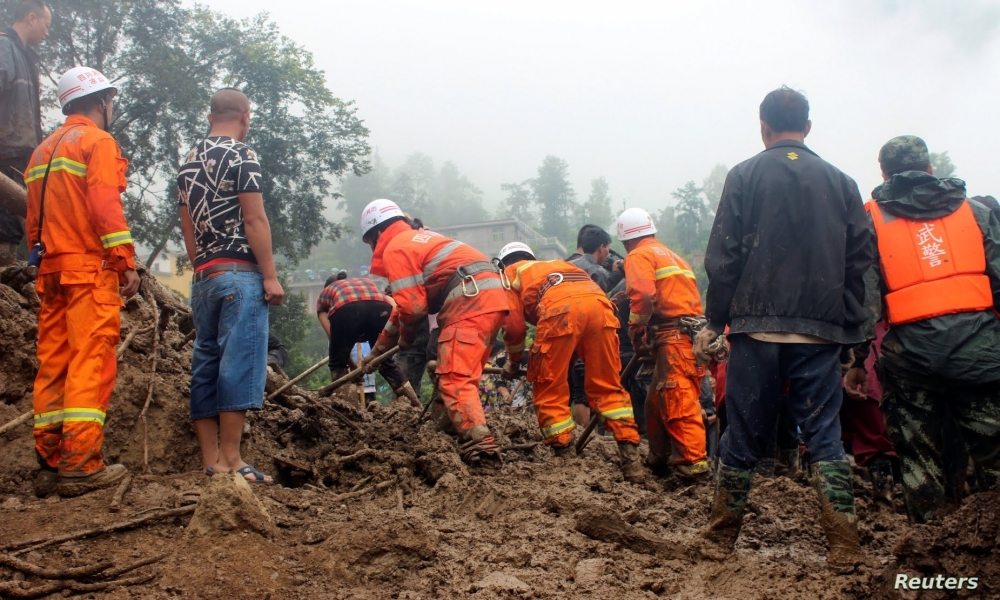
[138,290,160,473]
[108,473,134,513]
[0,411,32,436]
[573,505,691,562]
[4,506,195,554]
[330,479,394,503]
[0,554,114,579]
[0,571,157,599]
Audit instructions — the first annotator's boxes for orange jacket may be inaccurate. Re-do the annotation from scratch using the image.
[371,220,507,347]
[624,237,702,325]
[25,115,134,276]
[502,259,609,360]
[868,200,993,325]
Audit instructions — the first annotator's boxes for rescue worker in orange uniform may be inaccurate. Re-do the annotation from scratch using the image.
[845,135,1000,523]
[496,242,645,482]
[617,207,710,478]
[360,199,508,463]
[26,67,138,497]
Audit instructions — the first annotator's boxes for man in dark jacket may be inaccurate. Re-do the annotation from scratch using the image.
[845,135,1000,524]
[0,0,49,265]
[695,86,872,569]
[566,224,623,425]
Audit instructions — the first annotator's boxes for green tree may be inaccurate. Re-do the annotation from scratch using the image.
[702,163,729,213]
[35,1,371,267]
[531,155,577,241]
[930,151,956,178]
[583,177,613,229]
[391,152,435,219]
[334,151,392,270]
[672,181,709,254]
[498,180,534,223]
[432,161,487,226]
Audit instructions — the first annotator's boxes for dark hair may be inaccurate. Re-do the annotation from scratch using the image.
[324,275,337,287]
[14,0,46,22]
[336,270,348,280]
[410,217,424,230]
[759,86,809,133]
[65,90,113,116]
[883,162,931,178]
[576,224,611,254]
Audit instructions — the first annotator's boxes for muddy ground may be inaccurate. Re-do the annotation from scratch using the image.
[0,268,996,599]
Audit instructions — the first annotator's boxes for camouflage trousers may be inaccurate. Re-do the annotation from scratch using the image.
[880,367,1000,523]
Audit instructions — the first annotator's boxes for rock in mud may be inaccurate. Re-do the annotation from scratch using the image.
[187,471,277,537]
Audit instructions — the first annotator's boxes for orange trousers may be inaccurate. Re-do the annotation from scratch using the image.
[33,268,122,476]
[646,328,707,465]
[529,294,639,447]
[435,310,506,434]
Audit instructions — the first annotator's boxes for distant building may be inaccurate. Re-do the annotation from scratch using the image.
[431,218,567,259]
[139,246,190,299]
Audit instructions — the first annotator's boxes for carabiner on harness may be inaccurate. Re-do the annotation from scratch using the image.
[457,265,481,298]
[492,257,511,290]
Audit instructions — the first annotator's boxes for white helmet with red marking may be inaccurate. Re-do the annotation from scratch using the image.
[360,199,405,241]
[616,207,657,241]
[58,67,117,115]
[497,241,535,263]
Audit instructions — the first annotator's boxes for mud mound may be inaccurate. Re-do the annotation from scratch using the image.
[870,488,1000,599]
[187,471,276,537]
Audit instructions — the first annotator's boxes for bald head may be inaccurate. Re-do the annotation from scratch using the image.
[210,88,249,123]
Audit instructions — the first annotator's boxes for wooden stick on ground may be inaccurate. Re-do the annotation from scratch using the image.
[356,343,365,409]
[265,356,330,401]
[315,346,400,396]
[98,552,169,579]
[0,572,157,599]
[4,505,195,554]
[0,554,114,579]
[108,473,134,513]
[330,479,393,503]
[138,293,160,473]
[0,411,31,436]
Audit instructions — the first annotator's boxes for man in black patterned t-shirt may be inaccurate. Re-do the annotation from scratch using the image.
[177,88,283,485]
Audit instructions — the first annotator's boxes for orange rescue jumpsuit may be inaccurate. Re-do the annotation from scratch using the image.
[503,260,640,447]
[373,220,508,434]
[25,115,133,476]
[624,237,706,466]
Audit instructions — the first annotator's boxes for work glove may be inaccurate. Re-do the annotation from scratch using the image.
[693,327,720,364]
[360,342,388,374]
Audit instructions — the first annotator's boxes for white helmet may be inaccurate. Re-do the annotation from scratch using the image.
[360,199,405,241]
[58,67,117,115]
[616,207,657,241]
[497,241,535,263]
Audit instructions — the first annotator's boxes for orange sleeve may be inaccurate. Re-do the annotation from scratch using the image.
[384,244,429,348]
[625,251,656,325]
[86,137,134,273]
[377,307,402,349]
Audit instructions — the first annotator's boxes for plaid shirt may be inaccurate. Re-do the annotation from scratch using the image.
[316,278,386,314]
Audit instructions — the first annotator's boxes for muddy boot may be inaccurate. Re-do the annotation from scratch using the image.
[868,455,894,504]
[754,457,776,478]
[459,425,502,467]
[394,381,422,408]
[34,469,58,498]
[776,448,801,478]
[700,462,752,559]
[675,459,711,480]
[813,460,865,571]
[618,442,647,484]
[57,464,129,498]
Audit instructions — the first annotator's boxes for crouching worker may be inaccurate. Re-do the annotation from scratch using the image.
[316,272,419,406]
[496,242,645,483]
[617,208,710,479]
[28,67,138,498]
[359,199,508,464]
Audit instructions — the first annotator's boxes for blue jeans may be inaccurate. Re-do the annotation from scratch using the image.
[720,334,845,470]
[189,271,268,420]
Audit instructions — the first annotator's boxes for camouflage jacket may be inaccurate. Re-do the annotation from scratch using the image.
[856,172,1000,384]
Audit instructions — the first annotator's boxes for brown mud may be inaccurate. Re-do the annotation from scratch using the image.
[0,267,996,599]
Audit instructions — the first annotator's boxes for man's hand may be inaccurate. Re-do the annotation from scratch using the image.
[611,259,623,273]
[120,269,140,298]
[360,343,388,374]
[610,290,628,306]
[501,359,521,381]
[628,324,648,354]
[840,347,856,374]
[693,327,720,364]
[844,367,868,401]
[263,276,284,305]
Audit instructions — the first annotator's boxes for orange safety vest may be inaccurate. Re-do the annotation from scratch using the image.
[623,237,702,325]
[501,259,609,354]
[371,220,507,343]
[867,200,993,325]
[25,115,133,275]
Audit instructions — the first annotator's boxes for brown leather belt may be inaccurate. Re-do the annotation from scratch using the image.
[537,271,594,300]
[192,262,261,283]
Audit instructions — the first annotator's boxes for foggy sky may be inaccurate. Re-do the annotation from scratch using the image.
[204,0,1000,215]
